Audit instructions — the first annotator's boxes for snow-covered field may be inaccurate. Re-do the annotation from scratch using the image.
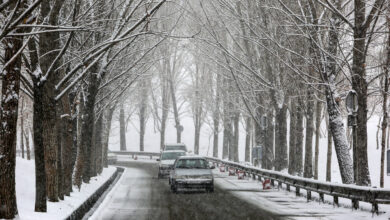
[15,158,116,220]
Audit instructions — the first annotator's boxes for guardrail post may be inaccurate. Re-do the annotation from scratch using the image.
[352,199,359,210]
[307,190,311,201]
[371,203,378,214]
[333,196,339,207]
[296,186,300,196]
[319,193,324,203]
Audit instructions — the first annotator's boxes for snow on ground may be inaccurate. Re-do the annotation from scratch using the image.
[15,157,116,220]
[212,168,390,220]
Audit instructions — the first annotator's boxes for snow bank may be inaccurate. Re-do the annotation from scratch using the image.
[15,157,116,220]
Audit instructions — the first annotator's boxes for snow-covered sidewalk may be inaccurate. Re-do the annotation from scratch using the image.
[15,157,116,220]
[213,168,390,220]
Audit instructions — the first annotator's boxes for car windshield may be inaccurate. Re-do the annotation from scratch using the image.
[165,145,186,151]
[161,152,185,160]
[175,159,208,169]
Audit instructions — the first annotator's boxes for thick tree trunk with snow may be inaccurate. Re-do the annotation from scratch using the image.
[0,14,23,217]
[323,10,354,184]
[119,105,126,151]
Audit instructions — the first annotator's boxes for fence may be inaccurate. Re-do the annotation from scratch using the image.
[206,156,390,214]
[109,150,160,159]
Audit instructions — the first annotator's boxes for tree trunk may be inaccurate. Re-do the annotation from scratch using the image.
[326,122,332,182]
[314,100,322,180]
[304,90,315,178]
[102,105,116,167]
[274,105,288,171]
[28,32,47,211]
[288,101,296,175]
[381,9,390,187]
[160,75,169,150]
[169,77,181,143]
[24,130,31,160]
[295,100,304,176]
[233,112,240,162]
[213,73,221,158]
[245,117,251,162]
[139,79,148,152]
[94,114,103,174]
[119,105,126,151]
[73,92,85,189]
[0,12,23,217]
[56,108,64,200]
[352,0,372,186]
[265,112,274,169]
[38,0,66,202]
[20,97,25,159]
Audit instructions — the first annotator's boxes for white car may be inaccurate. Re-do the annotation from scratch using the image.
[157,150,186,178]
[169,156,215,193]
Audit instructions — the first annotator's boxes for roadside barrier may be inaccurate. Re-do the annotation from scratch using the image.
[206,156,390,214]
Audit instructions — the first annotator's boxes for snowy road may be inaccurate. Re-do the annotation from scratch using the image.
[90,160,282,220]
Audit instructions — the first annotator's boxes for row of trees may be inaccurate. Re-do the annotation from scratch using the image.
[0,0,173,218]
[183,0,389,188]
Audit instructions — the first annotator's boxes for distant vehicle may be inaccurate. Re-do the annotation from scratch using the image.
[252,146,262,167]
[169,156,215,193]
[164,143,187,152]
[157,150,186,178]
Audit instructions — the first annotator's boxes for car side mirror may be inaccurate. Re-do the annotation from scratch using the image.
[156,158,160,161]
[210,165,215,169]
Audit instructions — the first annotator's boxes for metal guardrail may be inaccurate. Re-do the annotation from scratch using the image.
[109,151,160,159]
[206,156,390,214]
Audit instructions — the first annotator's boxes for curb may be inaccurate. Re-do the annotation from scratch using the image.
[65,167,124,220]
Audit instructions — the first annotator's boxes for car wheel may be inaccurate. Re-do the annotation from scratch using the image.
[206,185,214,193]
[171,183,177,193]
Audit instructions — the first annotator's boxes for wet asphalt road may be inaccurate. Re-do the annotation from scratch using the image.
[93,160,283,220]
